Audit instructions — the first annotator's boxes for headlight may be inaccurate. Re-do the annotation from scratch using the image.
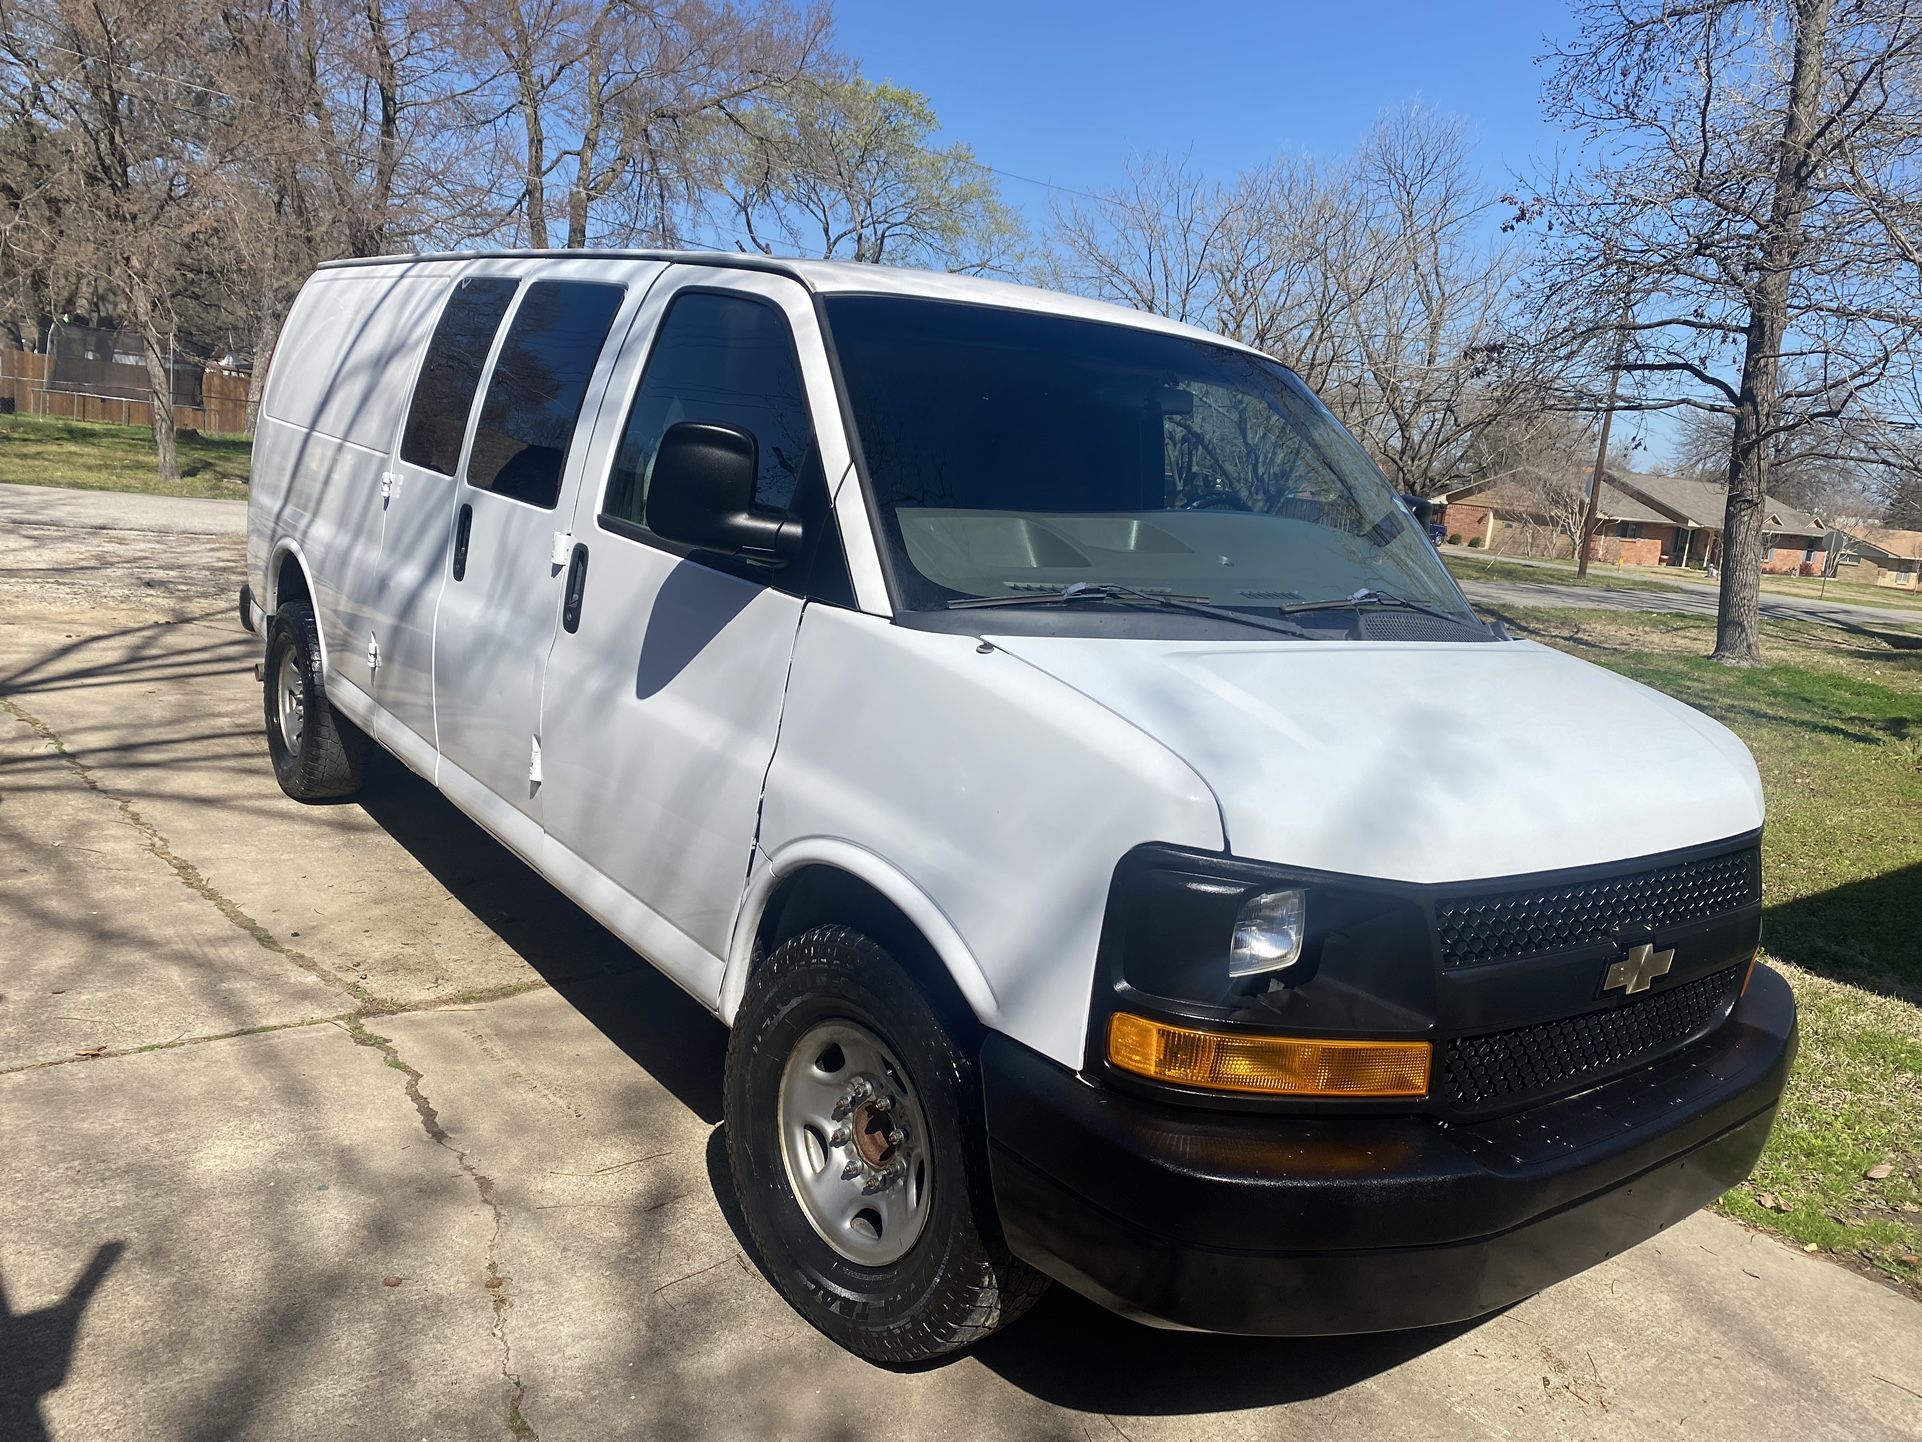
[1229,888,1305,978]
[1091,846,1437,1102]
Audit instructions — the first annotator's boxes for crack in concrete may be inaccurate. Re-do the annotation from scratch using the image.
[1,693,375,1007]
[0,1015,348,1076]
[0,981,555,1077]
[342,1018,538,1442]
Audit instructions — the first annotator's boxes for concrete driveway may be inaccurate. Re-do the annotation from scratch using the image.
[3,484,1921,1441]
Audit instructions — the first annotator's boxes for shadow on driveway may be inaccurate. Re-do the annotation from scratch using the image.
[355,750,728,1124]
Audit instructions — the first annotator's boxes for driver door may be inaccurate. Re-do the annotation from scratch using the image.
[537,268,855,1002]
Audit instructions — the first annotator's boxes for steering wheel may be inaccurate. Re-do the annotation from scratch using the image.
[1182,491,1251,512]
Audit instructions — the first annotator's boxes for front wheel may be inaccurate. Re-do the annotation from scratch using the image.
[724,925,1047,1363]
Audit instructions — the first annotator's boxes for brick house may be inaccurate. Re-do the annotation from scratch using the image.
[1438,469,1827,573]
[1437,476,1686,563]
[1609,473,1827,575]
[1835,527,1922,588]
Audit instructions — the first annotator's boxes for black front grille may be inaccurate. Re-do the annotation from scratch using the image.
[1435,844,1760,970]
[1439,963,1745,1113]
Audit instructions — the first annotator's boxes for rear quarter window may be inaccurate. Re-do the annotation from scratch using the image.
[262,269,447,453]
[400,276,519,476]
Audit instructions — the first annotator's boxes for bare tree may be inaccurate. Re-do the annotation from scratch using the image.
[1047,153,1238,323]
[1045,109,1546,496]
[0,0,244,478]
[710,75,1021,272]
[450,0,832,249]
[1539,0,1922,664]
[1671,404,1888,518]
[1336,109,1535,494]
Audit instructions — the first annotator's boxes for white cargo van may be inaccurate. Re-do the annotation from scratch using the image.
[243,251,1794,1362]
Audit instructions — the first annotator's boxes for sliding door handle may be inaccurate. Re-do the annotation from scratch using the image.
[561,543,589,633]
[452,502,473,581]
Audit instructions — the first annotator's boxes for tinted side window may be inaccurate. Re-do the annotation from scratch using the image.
[399,276,518,475]
[468,280,625,509]
[604,291,818,527]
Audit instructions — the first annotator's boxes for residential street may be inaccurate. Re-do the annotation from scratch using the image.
[1459,573,1922,633]
[1444,553,1922,634]
[2,483,1921,1441]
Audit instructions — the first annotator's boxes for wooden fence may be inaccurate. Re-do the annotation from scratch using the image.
[0,349,252,434]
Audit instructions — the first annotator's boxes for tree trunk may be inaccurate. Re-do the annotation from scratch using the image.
[144,329,179,482]
[510,12,550,251]
[364,0,402,253]
[566,30,605,248]
[1712,0,1833,666]
[523,101,549,247]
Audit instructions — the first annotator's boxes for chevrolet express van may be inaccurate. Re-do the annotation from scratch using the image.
[243,251,1795,1363]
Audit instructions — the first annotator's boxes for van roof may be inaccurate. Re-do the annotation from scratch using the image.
[314,248,1261,357]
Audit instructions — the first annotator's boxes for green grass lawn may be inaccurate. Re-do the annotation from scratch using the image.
[1498,605,1922,1287]
[1444,552,1694,595]
[0,413,252,498]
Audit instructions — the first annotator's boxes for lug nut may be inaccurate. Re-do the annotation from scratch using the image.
[828,1125,851,1148]
[840,1159,863,1181]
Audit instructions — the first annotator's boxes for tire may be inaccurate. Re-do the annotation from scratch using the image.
[263,601,368,801]
[724,925,1048,1364]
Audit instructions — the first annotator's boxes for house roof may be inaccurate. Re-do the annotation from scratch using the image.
[1849,526,1922,562]
[1462,476,1672,525]
[1450,468,1829,539]
[1608,471,1825,537]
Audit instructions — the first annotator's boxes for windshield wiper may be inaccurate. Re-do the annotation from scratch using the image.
[949,582,1312,638]
[1275,587,1484,630]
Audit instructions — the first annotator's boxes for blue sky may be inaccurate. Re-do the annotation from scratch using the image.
[827,2,1678,458]
[831,0,1574,224]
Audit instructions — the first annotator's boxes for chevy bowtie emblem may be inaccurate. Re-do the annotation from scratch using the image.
[1604,943,1675,995]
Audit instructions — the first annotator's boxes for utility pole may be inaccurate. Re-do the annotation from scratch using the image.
[1577,299,1631,580]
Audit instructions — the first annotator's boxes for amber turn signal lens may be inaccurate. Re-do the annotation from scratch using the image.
[1106,1013,1431,1097]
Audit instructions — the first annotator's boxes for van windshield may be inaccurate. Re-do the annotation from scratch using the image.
[823,296,1476,629]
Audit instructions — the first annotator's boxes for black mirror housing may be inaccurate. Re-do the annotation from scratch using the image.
[647,421,804,566]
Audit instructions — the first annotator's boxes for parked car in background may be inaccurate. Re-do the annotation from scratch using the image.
[243,251,1795,1362]
[1400,493,1446,544]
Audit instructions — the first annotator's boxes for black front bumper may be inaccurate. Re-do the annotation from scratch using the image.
[984,964,1796,1336]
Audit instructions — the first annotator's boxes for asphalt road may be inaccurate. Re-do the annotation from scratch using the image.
[2,482,1920,1440]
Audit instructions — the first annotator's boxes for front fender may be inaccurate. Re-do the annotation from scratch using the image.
[720,838,1001,1029]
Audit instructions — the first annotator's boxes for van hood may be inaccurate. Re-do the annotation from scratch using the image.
[985,636,1764,884]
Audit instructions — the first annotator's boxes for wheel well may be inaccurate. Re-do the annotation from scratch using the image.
[273,551,311,614]
[756,866,982,1043]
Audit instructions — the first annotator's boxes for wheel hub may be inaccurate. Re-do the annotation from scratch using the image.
[849,1097,901,1170]
[777,1021,931,1265]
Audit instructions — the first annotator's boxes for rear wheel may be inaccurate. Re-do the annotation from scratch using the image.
[263,601,367,800]
[724,925,1047,1363]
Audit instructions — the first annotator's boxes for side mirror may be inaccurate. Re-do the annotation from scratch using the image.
[646,421,804,566]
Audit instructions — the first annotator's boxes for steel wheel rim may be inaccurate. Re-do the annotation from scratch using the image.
[275,647,305,751]
[776,1018,932,1266]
